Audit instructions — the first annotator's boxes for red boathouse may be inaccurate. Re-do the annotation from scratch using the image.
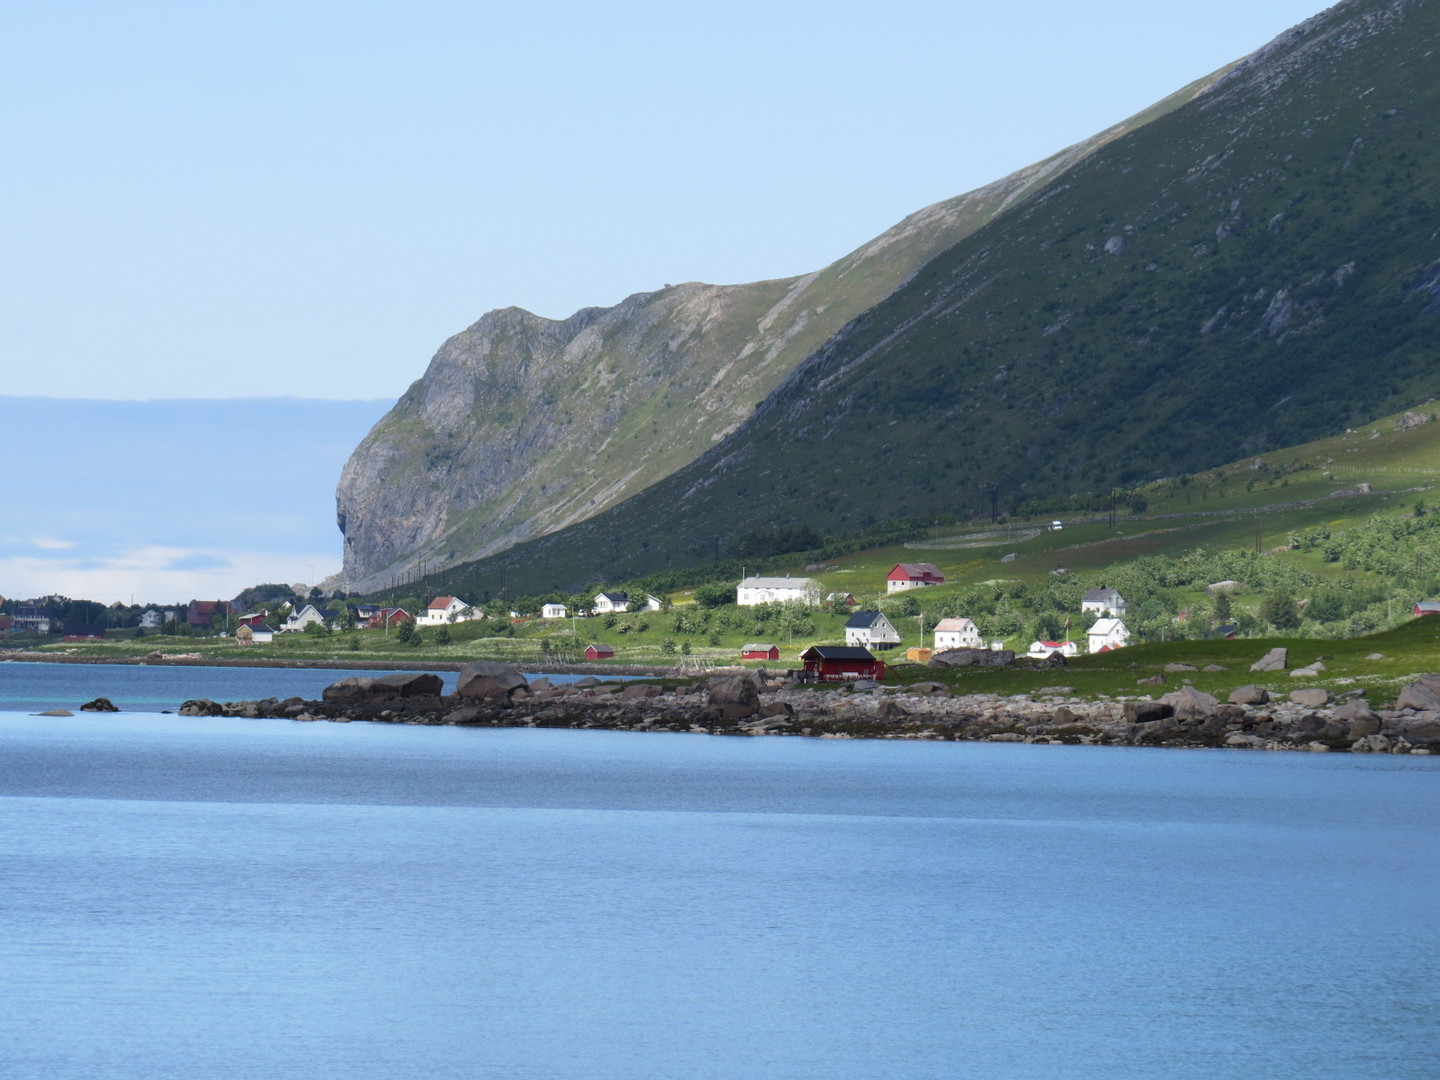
[798,645,884,683]
[584,643,615,660]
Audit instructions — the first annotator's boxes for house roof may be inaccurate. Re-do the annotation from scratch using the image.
[889,562,943,580]
[585,643,615,654]
[741,643,778,652]
[738,576,813,590]
[595,592,628,602]
[1416,600,1440,612]
[1083,587,1125,603]
[1089,618,1127,634]
[845,611,889,628]
[933,617,977,632]
[427,596,459,610]
[800,645,877,661]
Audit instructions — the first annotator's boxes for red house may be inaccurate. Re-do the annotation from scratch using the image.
[584,643,615,660]
[799,645,884,683]
[886,562,945,593]
[359,607,414,630]
[1413,601,1440,616]
[62,624,107,641]
[741,643,781,661]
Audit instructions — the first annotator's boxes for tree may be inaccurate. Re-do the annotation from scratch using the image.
[434,625,452,646]
[1259,591,1300,631]
[1212,592,1232,623]
[338,607,358,632]
[693,583,732,609]
[395,621,415,644]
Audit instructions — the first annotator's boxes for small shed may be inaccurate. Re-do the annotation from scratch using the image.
[799,645,884,683]
[584,643,615,660]
[906,647,932,663]
[541,603,568,619]
[741,643,780,661]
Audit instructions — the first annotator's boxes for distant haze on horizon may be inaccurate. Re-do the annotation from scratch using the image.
[3,0,1325,402]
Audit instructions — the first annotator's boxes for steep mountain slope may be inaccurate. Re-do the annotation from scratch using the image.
[337,72,1225,592]
[432,0,1440,596]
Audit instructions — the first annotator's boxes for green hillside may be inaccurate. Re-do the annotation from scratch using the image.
[427,0,1440,595]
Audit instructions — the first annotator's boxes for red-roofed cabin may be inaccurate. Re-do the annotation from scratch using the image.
[886,562,945,592]
[741,644,780,661]
[799,645,884,683]
[584,643,615,660]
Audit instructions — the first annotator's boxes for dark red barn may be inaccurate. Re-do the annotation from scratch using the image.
[799,645,884,683]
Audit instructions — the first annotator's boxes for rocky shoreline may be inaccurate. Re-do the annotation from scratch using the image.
[145,664,1440,755]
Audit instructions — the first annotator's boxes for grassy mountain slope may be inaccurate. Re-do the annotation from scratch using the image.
[337,73,1226,592]
[437,0,1440,595]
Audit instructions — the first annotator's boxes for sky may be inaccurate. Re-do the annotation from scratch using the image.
[2,0,1328,403]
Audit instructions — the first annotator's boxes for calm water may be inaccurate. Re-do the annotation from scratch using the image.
[1,668,1436,1079]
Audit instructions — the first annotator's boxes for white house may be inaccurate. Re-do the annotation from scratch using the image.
[283,604,333,632]
[138,609,164,629]
[933,617,984,651]
[643,594,663,612]
[1087,618,1131,653]
[418,596,472,626]
[844,610,902,649]
[541,603,567,619]
[1081,587,1128,617]
[736,576,816,606]
[1027,640,1079,659]
[592,592,629,614]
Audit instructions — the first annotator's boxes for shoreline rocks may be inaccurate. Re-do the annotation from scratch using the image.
[147,668,1440,755]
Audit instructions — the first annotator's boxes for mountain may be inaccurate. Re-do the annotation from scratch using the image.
[336,72,1228,592]
[406,0,1440,598]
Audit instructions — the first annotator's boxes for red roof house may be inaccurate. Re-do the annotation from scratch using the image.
[886,562,945,592]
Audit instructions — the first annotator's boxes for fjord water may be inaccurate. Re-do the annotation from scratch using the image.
[1,700,1436,1077]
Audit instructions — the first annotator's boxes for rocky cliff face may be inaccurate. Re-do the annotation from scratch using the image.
[335,72,1224,591]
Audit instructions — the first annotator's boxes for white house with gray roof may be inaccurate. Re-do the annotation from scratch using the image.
[736,576,817,606]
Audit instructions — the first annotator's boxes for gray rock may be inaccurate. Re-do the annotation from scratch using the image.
[457,662,527,699]
[1332,700,1379,729]
[372,672,445,698]
[1229,684,1269,705]
[1391,715,1440,745]
[80,697,119,712]
[1290,664,1323,678]
[619,683,663,701]
[1164,663,1197,673]
[528,677,554,693]
[444,705,484,724]
[707,674,759,717]
[323,676,374,703]
[1395,680,1440,712]
[1124,701,1174,724]
[759,701,795,718]
[909,682,947,694]
[1226,733,1266,748]
[573,677,600,688]
[1250,647,1288,672]
[1137,675,1166,687]
[179,698,224,716]
[36,709,74,717]
[1202,664,1230,673]
[930,648,1014,668]
[1289,688,1333,708]
[1159,686,1220,721]
[1351,733,1391,753]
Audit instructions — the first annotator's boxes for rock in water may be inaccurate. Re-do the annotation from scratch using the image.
[457,662,527,700]
[80,697,119,712]
[371,672,445,698]
[323,677,375,704]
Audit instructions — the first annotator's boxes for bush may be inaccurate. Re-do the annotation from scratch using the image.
[661,638,677,654]
[434,626,452,646]
[693,583,733,608]
[395,621,415,644]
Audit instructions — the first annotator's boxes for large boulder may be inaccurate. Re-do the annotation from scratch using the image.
[1395,678,1440,712]
[457,662,527,700]
[80,697,119,712]
[1289,688,1334,708]
[323,676,374,703]
[707,674,759,719]
[371,672,445,698]
[619,683,663,701]
[1160,686,1220,722]
[1124,700,1174,724]
[930,648,1013,668]
[1250,648,1288,673]
[1390,714,1440,746]
[1229,685,1269,706]
[178,698,224,716]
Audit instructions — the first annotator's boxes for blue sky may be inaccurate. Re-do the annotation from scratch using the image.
[3,0,1326,403]
[0,398,390,603]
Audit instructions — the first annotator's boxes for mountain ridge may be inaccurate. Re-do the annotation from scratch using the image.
[337,66,1230,591]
